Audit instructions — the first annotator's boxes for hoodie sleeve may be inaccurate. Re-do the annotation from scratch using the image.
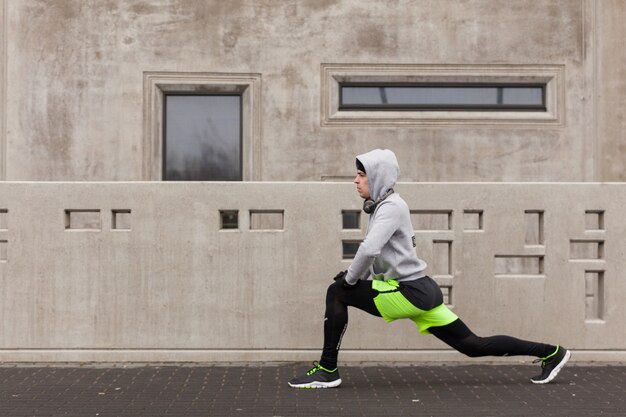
[344,202,400,285]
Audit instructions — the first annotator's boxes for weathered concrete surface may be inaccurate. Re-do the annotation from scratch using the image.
[0,1,625,181]
[0,182,625,362]
[597,0,626,181]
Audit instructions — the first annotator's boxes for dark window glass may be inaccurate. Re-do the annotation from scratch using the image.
[342,211,360,229]
[164,95,241,181]
[342,240,361,259]
[340,85,545,111]
[220,210,239,229]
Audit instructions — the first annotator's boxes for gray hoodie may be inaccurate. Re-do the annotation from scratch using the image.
[345,149,427,285]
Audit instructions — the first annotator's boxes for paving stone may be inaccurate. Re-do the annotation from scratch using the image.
[0,363,624,417]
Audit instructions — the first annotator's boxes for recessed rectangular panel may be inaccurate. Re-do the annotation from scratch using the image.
[220,210,239,230]
[0,240,7,262]
[585,211,604,231]
[250,210,284,230]
[342,210,360,230]
[342,240,361,260]
[494,255,544,277]
[112,210,131,230]
[463,210,483,231]
[0,209,7,230]
[441,286,452,306]
[524,210,544,245]
[411,210,451,231]
[570,240,604,260]
[585,271,604,320]
[65,210,101,230]
[433,240,452,276]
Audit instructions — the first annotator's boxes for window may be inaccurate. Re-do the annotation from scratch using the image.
[321,64,563,126]
[220,210,239,230]
[339,84,545,111]
[342,240,361,259]
[143,72,261,181]
[342,210,361,229]
[164,95,242,181]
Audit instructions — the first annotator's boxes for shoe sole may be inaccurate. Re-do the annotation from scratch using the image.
[288,378,342,389]
[531,350,571,384]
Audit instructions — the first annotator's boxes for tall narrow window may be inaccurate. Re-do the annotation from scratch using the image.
[163,95,242,181]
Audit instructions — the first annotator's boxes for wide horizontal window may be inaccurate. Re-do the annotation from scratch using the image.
[322,64,563,126]
[339,84,545,111]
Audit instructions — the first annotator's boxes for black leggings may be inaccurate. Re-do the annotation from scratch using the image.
[429,319,554,358]
[320,281,555,370]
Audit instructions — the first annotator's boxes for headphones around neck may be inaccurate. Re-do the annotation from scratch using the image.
[363,188,394,214]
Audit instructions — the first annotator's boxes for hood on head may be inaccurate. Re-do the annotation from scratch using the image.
[356,149,399,201]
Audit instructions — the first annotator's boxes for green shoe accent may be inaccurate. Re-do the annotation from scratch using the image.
[307,363,337,375]
[541,345,560,362]
[288,362,342,389]
[531,346,570,384]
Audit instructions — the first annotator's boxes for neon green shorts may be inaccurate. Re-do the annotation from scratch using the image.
[372,279,458,334]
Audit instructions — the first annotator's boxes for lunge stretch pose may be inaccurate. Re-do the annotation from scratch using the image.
[288,149,570,389]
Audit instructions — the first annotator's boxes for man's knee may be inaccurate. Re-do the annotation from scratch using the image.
[326,281,343,299]
[456,335,483,358]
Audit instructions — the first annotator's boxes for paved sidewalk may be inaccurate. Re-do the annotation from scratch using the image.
[0,362,624,417]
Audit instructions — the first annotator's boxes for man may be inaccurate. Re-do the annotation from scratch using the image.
[288,149,570,389]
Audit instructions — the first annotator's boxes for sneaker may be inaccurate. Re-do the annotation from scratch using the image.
[531,346,571,384]
[288,362,342,389]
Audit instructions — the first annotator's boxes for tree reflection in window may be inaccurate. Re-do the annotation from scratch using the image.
[164,95,241,181]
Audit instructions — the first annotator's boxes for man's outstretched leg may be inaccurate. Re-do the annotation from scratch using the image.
[429,319,571,384]
[288,280,380,389]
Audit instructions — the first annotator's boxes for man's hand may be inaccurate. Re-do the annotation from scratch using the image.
[333,270,358,289]
[333,270,347,282]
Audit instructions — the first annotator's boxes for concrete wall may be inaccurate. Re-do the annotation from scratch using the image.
[0,0,625,182]
[1,1,626,362]
[597,0,626,181]
[1,182,625,362]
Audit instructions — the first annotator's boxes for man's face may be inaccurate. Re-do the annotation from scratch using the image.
[354,170,371,200]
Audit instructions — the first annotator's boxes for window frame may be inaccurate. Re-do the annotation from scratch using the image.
[162,93,244,181]
[143,72,261,181]
[321,64,564,127]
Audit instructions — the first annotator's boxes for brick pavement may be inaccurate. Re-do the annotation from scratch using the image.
[0,363,625,417]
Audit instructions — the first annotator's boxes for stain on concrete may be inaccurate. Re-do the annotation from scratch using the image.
[355,25,397,52]
[222,22,241,49]
[128,1,160,16]
[301,0,339,11]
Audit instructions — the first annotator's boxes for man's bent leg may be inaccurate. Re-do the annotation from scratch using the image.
[320,281,381,370]
[289,281,381,388]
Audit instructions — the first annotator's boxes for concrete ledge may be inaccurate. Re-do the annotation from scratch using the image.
[1,349,625,363]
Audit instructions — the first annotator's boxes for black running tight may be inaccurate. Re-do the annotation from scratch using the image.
[319,281,556,370]
[429,318,555,359]
[320,280,380,370]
